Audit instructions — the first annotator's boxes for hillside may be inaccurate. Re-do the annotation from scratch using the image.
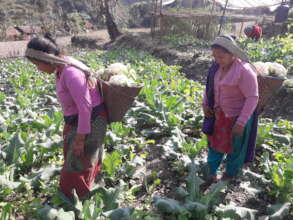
[0,0,156,41]
[0,0,109,39]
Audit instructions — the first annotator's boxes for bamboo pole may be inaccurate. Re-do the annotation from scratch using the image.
[159,0,163,37]
[151,0,155,38]
[211,0,216,14]
[239,21,244,38]
[261,16,266,27]
[154,0,158,34]
[218,0,229,35]
[206,0,216,39]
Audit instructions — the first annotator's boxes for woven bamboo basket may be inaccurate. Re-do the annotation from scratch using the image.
[97,80,143,123]
[257,75,286,113]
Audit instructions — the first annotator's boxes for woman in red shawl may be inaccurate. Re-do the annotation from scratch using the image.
[244,25,262,41]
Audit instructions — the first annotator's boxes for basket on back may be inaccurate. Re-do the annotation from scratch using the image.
[256,75,285,113]
[97,80,143,123]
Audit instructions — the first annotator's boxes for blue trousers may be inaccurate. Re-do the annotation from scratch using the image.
[207,115,254,177]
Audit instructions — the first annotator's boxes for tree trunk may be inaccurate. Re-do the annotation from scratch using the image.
[100,0,122,41]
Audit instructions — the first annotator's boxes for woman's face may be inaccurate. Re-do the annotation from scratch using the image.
[30,59,56,74]
[212,48,235,69]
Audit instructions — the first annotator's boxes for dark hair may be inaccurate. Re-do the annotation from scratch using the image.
[27,33,61,56]
[211,44,231,54]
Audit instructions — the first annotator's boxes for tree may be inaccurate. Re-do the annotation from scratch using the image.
[0,8,9,40]
[83,0,122,41]
[99,0,122,41]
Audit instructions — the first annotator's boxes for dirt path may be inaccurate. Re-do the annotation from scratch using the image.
[0,28,150,59]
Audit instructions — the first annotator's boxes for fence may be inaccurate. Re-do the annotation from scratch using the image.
[150,0,275,40]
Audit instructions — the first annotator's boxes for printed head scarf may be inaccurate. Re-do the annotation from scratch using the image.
[25,48,91,72]
[211,35,249,62]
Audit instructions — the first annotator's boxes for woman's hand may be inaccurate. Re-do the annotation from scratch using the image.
[202,104,214,118]
[231,124,244,136]
[72,134,86,157]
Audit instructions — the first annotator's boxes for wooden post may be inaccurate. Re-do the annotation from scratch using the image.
[239,21,244,37]
[261,16,266,27]
[159,0,163,37]
[218,0,229,35]
[207,0,216,39]
[211,0,216,14]
[153,0,158,36]
[151,0,155,38]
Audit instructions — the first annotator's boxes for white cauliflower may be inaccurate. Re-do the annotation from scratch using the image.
[92,63,139,85]
[266,62,287,78]
[106,63,128,75]
[253,62,269,76]
[109,74,135,86]
[253,62,287,79]
[95,63,129,80]
[93,68,106,79]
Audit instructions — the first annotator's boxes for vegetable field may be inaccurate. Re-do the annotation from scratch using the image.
[0,46,292,219]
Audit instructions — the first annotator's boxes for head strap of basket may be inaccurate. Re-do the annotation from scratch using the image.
[26,48,142,123]
[212,35,249,62]
[25,48,96,85]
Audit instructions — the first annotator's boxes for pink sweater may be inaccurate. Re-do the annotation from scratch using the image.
[56,65,101,134]
[204,59,258,126]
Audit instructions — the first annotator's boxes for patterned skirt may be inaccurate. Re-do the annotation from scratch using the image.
[59,116,107,200]
[208,109,237,154]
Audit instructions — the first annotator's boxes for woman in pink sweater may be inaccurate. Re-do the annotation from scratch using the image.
[202,35,258,184]
[25,34,107,200]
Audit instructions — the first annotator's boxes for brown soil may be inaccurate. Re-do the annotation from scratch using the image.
[0,28,150,59]
[107,32,293,122]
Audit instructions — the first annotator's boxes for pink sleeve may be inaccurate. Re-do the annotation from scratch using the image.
[236,66,259,126]
[64,67,92,134]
